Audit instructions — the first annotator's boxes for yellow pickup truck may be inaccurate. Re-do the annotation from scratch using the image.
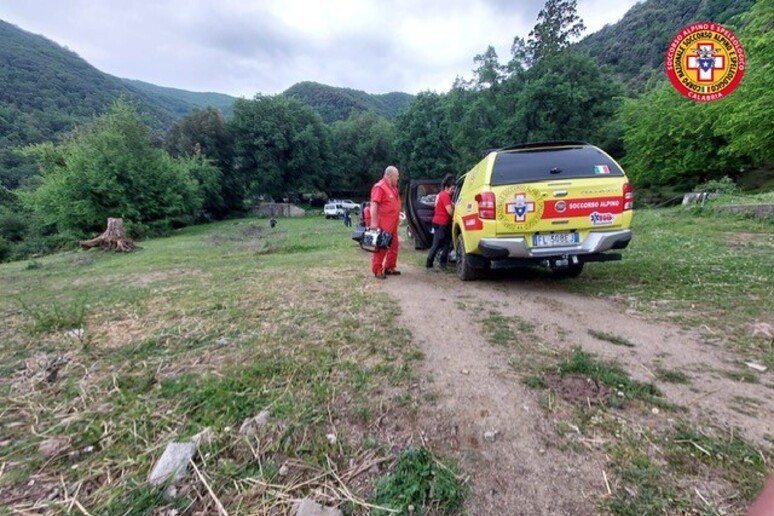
[449,141,633,280]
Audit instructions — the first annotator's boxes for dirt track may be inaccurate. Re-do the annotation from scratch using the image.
[379,262,773,515]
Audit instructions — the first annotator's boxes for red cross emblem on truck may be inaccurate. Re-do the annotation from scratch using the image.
[505,192,534,222]
[687,44,724,82]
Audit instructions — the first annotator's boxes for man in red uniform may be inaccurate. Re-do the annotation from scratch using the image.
[369,166,402,279]
[426,175,455,271]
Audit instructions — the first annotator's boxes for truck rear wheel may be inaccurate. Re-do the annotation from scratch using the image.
[456,234,482,281]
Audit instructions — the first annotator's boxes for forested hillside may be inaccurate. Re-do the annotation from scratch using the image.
[122,79,236,117]
[283,81,413,123]
[0,21,162,188]
[577,0,755,88]
[0,20,234,189]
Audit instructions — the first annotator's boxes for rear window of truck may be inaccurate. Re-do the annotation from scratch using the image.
[491,146,624,185]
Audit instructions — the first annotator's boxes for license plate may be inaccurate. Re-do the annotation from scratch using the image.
[532,232,579,247]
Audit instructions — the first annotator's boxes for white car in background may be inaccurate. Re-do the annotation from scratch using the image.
[324,201,344,219]
[324,199,360,218]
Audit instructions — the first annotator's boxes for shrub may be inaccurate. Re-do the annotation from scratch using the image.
[0,207,29,241]
[695,176,739,194]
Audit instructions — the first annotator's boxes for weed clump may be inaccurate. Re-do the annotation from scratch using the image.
[372,447,467,515]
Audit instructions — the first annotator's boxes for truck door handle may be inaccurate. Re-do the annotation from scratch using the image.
[553,191,568,197]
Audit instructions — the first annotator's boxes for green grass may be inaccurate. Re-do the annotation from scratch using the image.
[0,216,444,514]
[709,190,774,206]
[522,375,546,389]
[481,311,535,346]
[666,425,769,500]
[604,422,772,515]
[16,296,88,335]
[655,367,691,384]
[563,207,774,366]
[608,442,691,515]
[588,329,636,348]
[723,369,761,383]
[481,311,516,346]
[371,447,467,515]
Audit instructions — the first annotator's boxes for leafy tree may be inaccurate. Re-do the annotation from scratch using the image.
[619,84,735,187]
[22,101,206,235]
[518,52,625,143]
[165,107,239,214]
[507,36,530,76]
[329,111,396,193]
[714,0,774,165]
[394,92,459,180]
[229,96,331,200]
[527,0,586,65]
[472,46,506,89]
[0,186,28,242]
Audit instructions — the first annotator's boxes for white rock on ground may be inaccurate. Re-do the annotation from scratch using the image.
[148,442,196,487]
[239,410,271,436]
[483,430,498,442]
[293,498,343,516]
[745,362,768,373]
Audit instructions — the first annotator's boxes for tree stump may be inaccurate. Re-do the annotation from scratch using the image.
[79,218,137,252]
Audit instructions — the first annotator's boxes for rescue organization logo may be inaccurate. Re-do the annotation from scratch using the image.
[497,186,544,230]
[589,212,615,226]
[505,192,535,222]
[665,22,746,102]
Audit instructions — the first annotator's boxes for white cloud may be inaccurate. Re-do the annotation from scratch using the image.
[0,0,639,97]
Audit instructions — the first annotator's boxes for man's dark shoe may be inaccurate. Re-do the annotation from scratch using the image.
[425,267,439,273]
[385,269,402,275]
[374,273,387,280]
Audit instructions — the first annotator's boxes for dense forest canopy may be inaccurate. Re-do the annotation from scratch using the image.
[282,81,414,124]
[0,0,771,262]
[576,0,756,88]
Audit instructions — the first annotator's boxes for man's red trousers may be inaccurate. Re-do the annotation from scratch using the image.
[371,224,399,275]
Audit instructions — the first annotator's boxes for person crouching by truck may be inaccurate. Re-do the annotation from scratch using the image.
[369,166,402,279]
[426,174,455,272]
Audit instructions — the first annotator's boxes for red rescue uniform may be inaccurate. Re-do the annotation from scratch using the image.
[370,178,401,275]
[432,190,453,226]
[363,205,371,227]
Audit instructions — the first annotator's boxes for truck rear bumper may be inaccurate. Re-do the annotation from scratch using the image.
[478,229,632,259]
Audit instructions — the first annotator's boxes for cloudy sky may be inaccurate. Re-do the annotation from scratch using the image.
[0,0,640,98]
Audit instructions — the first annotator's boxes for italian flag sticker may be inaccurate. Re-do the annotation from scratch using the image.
[594,165,611,175]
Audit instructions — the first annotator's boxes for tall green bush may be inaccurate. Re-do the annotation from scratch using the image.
[22,101,208,235]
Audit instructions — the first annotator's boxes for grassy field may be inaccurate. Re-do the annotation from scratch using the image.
[0,217,464,515]
[565,207,774,367]
[1,205,771,514]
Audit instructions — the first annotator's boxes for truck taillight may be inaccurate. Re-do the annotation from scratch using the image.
[475,192,496,219]
[623,182,634,211]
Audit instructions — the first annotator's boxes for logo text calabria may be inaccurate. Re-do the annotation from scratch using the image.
[665,22,745,102]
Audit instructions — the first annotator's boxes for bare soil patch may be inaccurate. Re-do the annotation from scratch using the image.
[543,374,609,405]
[378,261,773,514]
